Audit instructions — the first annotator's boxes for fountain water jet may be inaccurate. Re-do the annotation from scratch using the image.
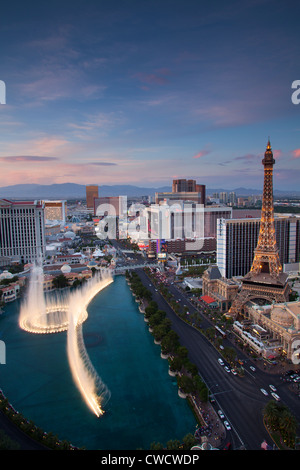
[19,265,81,334]
[19,265,113,416]
[67,292,111,417]
[66,270,113,416]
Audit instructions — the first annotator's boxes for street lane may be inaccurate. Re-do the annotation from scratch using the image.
[136,268,274,449]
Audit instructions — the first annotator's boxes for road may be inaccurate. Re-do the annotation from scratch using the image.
[136,268,300,450]
[0,410,48,450]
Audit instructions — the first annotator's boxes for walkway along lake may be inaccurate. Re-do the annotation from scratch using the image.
[0,275,197,450]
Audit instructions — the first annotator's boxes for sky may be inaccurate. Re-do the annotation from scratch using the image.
[0,0,299,191]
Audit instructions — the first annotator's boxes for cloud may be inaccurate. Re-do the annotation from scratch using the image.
[193,149,211,159]
[89,161,118,166]
[68,112,125,134]
[292,149,300,159]
[234,153,260,163]
[273,149,281,158]
[0,155,58,162]
[134,69,171,87]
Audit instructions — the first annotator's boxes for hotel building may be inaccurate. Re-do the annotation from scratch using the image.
[86,185,99,209]
[0,199,46,264]
[94,196,127,217]
[44,200,67,224]
[155,179,206,205]
[217,215,300,279]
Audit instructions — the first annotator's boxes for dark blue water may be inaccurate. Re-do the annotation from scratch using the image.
[0,275,196,450]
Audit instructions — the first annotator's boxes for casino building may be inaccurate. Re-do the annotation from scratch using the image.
[0,199,45,264]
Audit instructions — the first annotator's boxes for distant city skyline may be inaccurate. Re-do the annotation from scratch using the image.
[0,0,299,190]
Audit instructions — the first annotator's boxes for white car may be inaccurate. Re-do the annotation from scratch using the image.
[250,366,256,372]
[269,385,277,392]
[224,366,230,373]
[260,388,268,396]
[224,420,231,430]
[218,410,225,419]
[218,358,224,366]
[271,392,280,401]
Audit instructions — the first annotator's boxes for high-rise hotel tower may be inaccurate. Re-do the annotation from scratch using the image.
[0,199,45,264]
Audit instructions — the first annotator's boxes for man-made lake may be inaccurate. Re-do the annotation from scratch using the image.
[0,275,197,449]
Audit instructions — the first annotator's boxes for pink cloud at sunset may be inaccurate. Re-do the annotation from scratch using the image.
[193,149,211,159]
[292,149,300,159]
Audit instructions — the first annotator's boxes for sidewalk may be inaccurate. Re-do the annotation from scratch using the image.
[193,398,226,449]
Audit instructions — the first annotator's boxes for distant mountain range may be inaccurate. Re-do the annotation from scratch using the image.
[0,183,170,199]
[0,183,299,200]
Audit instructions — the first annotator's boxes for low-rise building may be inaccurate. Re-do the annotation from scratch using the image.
[232,301,300,361]
[202,265,239,312]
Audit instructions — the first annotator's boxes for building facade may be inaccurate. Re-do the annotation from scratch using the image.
[0,199,46,264]
[44,200,67,224]
[86,185,99,209]
[217,215,300,278]
[236,301,300,360]
[202,265,239,312]
[156,179,206,205]
[94,196,127,217]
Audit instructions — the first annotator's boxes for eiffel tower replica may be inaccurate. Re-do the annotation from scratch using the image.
[228,139,290,318]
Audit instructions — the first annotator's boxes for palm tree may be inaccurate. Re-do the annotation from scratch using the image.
[166,439,181,450]
[279,409,298,445]
[182,433,198,450]
[263,401,280,429]
[264,400,298,448]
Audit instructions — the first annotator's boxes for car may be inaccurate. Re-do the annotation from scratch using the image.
[269,385,277,392]
[250,366,256,372]
[218,410,225,419]
[231,369,237,375]
[271,392,280,401]
[260,388,268,396]
[218,358,224,366]
[224,366,231,373]
[224,420,231,430]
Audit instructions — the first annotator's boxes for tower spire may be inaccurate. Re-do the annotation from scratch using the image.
[250,137,280,277]
[227,139,290,318]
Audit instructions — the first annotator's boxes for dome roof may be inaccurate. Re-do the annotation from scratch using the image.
[0,270,13,280]
[271,305,294,328]
[87,259,98,267]
[64,231,76,239]
[61,264,71,273]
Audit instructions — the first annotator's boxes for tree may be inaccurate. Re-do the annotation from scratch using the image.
[263,400,298,448]
[176,346,189,360]
[177,375,195,394]
[182,433,198,450]
[148,310,166,328]
[263,401,280,429]
[184,360,198,377]
[166,439,181,450]
[152,319,172,342]
[279,409,298,446]
[144,305,157,319]
[168,356,185,373]
[161,330,180,355]
[52,274,69,289]
[150,441,164,450]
